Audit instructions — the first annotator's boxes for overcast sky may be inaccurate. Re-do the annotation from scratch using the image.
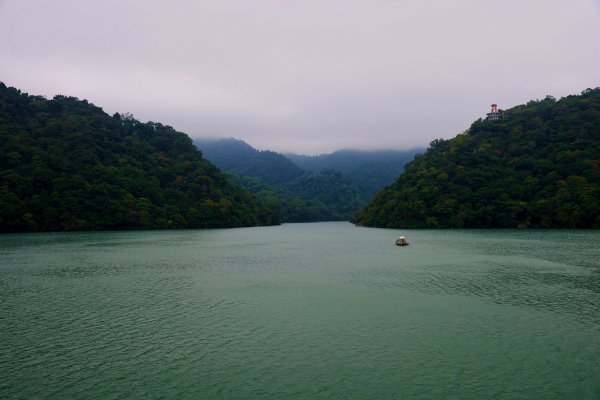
[1,1,599,154]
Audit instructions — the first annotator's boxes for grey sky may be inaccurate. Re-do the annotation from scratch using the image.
[1,1,599,154]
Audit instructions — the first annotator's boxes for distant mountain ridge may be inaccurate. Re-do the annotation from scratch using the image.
[286,148,423,197]
[194,138,419,221]
[194,138,366,221]
[194,138,304,186]
[353,88,600,228]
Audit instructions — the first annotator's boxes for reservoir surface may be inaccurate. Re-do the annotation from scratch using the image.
[1,222,599,399]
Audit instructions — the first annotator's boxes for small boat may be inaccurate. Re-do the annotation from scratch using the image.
[395,236,409,246]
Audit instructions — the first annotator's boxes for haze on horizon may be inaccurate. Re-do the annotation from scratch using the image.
[1,0,599,155]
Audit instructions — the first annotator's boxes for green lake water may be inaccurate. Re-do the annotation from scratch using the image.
[1,222,599,399]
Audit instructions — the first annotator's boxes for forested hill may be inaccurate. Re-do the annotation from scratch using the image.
[0,82,279,232]
[353,88,600,228]
[194,138,304,186]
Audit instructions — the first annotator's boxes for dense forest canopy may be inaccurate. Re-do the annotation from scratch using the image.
[353,88,600,228]
[0,82,279,232]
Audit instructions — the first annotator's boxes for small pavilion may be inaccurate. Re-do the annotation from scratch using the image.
[486,104,504,121]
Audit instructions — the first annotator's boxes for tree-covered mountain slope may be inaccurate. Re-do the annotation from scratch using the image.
[194,138,368,221]
[0,83,279,232]
[194,138,305,186]
[286,148,423,197]
[353,88,600,228]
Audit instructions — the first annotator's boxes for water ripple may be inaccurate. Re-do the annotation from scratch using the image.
[1,225,599,399]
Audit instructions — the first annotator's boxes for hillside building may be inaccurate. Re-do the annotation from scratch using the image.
[486,104,504,121]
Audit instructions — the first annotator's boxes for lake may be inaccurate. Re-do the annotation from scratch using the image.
[1,222,599,399]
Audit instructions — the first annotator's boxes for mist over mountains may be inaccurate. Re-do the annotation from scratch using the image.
[285,148,422,197]
[2,80,598,232]
[194,138,422,222]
